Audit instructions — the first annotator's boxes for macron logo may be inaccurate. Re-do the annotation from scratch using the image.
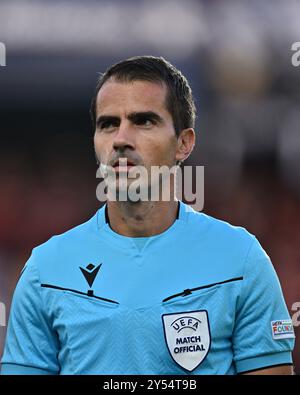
[80,263,102,288]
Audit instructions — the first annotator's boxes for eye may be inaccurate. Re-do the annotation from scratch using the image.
[99,121,118,131]
[143,119,153,127]
[136,118,155,127]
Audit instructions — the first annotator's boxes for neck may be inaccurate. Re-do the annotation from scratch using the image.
[106,200,179,237]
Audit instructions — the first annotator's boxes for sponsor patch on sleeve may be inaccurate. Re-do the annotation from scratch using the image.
[271,319,295,340]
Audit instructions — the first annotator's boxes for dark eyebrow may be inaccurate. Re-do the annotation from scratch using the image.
[96,115,120,128]
[128,111,164,124]
[96,111,164,128]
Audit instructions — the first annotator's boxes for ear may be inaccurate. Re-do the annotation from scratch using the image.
[175,128,196,164]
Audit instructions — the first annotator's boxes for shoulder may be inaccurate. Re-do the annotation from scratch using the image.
[180,203,261,277]
[27,209,100,277]
[36,210,98,250]
[183,202,256,250]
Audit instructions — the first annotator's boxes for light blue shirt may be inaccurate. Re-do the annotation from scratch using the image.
[0,202,295,374]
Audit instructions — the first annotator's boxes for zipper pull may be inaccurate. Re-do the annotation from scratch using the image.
[182,289,192,297]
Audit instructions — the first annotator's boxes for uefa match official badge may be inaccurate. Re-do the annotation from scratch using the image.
[162,310,211,371]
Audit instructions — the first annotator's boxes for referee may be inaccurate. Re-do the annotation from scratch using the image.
[1,56,295,374]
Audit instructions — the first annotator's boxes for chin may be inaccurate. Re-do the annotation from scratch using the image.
[107,179,152,203]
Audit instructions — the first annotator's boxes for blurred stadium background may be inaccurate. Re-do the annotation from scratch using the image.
[0,0,299,373]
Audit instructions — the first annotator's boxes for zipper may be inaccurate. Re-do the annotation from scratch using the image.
[41,283,119,305]
[162,276,243,303]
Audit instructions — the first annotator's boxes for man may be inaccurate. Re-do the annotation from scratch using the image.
[1,56,295,374]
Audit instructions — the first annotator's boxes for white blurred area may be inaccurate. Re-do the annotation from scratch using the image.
[0,0,208,56]
[0,0,299,54]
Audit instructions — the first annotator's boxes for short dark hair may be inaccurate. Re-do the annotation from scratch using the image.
[90,55,196,136]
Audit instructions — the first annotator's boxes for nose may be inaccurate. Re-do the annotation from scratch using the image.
[113,121,135,152]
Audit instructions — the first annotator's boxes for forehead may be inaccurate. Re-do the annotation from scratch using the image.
[95,79,170,116]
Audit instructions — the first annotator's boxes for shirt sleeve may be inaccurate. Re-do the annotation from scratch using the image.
[233,237,295,374]
[0,253,60,375]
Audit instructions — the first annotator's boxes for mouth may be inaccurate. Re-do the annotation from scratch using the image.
[112,158,136,172]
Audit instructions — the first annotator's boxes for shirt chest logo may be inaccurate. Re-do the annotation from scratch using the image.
[79,263,102,288]
[162,310,211,372]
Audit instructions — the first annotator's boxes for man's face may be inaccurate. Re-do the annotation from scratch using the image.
[94,79,179,199]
